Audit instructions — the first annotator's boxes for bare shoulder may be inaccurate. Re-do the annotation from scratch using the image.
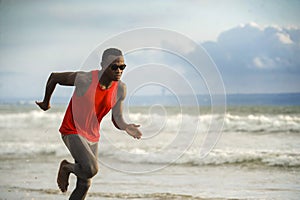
[118,80,126,90]
[74,71,93,96]
[75,71,93,87]
[117,81,127,100]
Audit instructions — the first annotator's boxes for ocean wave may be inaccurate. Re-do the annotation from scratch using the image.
[0,142,66,158]
[181,149,300,168]
[223,113,300,133]
[99,148,300,168]
[0,110,64,128]
[122,112,300,134]
[1,139,299,168]
[1,108,300,133]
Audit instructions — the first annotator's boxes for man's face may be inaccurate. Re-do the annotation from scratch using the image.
[103,55,125,81]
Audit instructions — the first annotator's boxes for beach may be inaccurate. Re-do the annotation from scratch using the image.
[0,104,300,199]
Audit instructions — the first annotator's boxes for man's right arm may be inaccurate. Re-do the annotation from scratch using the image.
[36,72,78,111]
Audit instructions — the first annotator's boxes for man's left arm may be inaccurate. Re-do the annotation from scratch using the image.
[112,82,142,139]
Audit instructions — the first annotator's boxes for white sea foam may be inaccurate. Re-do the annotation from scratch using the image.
[99,147,300,168]
[1,108,300,133]
[0,142,66,157]
[126,112,300,133]
[0,138,299,168]
[0,110,64,128]
[223,113,300,133]
[1,106,300,169]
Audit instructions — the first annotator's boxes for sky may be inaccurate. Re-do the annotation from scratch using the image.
[0,0,300,100]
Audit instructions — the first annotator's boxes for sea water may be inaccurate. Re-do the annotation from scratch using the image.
[0,104,300,199]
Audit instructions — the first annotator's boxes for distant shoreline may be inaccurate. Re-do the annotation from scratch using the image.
[1,92,300,106]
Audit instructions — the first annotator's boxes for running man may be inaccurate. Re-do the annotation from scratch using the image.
[36,48,142,200]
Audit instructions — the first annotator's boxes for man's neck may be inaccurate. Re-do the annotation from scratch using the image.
[98,70,112,89]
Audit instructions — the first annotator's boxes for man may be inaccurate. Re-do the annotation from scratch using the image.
[36,48,142,200]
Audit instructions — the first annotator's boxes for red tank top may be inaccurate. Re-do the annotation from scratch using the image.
[59,70,118,142]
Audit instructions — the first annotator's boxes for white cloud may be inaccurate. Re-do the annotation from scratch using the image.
[276,32,293,44]
[253,57,264,68]
[253,56,275,69]
[202,23,300,93]
[204,23,300,70]
[1,0,300,97]
[239,21,261,29]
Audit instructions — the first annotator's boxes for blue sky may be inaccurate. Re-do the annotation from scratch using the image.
[0,0,300,99]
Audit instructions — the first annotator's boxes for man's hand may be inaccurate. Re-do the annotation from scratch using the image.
[125,124,142,139]
[35,101,50,111]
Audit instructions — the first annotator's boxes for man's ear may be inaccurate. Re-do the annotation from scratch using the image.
[101,61,108,69]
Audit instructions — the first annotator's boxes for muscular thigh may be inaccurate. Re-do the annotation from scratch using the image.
[62,134,98,165]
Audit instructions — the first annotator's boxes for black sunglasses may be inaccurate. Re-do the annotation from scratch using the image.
[110,64,126,71]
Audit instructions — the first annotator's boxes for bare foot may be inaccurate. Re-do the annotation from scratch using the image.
[57,160,70,193]
[35,101,50,111]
